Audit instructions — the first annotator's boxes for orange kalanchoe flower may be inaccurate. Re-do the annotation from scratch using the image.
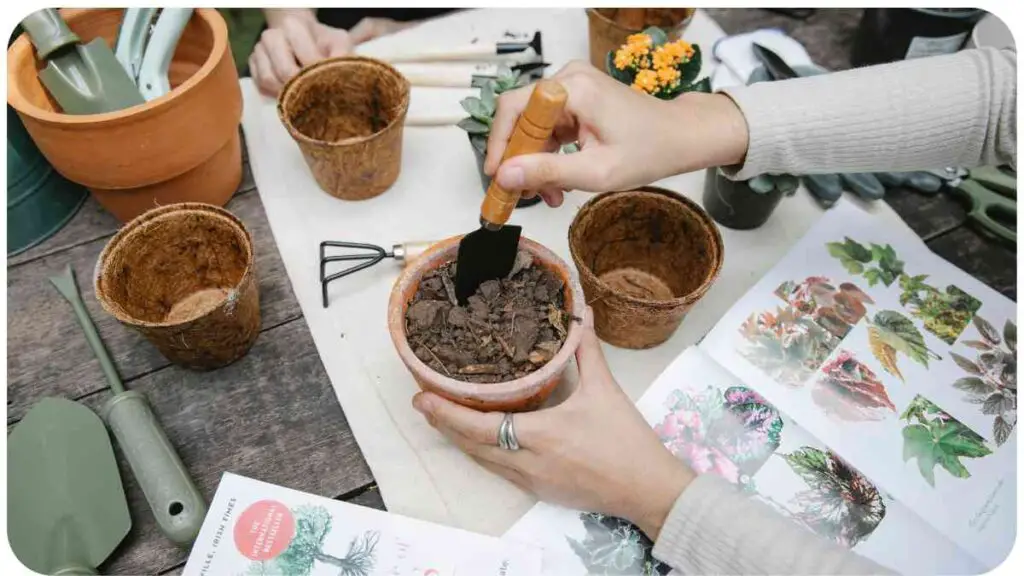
[632,69,659,94]
[656,66,681,87]
[614,47,634,70]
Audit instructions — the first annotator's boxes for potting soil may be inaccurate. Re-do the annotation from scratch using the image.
[405,251,569,383]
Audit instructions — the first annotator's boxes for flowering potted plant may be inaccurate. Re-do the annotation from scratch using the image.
[606,27,711,97]
[456,67,541,208]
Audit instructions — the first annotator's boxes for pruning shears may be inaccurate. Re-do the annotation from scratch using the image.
[933,165,1017,246]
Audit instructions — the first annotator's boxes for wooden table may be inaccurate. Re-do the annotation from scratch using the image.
[6,133,381,575]
[7,9,1016,575]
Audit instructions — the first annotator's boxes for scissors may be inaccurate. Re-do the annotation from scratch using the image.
[936,165,1016,246]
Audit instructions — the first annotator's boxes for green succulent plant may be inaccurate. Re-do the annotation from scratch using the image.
[457,66,528,156]
[746,173,801,196]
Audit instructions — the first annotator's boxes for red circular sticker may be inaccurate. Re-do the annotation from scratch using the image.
[233,500,296,561]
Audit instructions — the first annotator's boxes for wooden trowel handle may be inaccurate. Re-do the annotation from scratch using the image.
[480,79,568,229]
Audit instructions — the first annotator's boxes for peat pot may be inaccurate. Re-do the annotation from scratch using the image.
[585,8,695,70]
[388,236,586,412]
[7,8,243,222]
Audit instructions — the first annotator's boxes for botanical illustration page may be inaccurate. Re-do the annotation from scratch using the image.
[183,473,542,576]
[503,347,983,575]
[700,201,1016,569]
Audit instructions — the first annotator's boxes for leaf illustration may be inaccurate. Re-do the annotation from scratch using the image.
[961,340,995,351]
[993,416,1013,446]
[974,316,1001,346]
[864,269,881,287]
[952,377,996,396]
[950,352,983,375]
[981,393,1014,416]
[871,310,941,367]
[1005,320,1016,354]
[868,326,903,381]
[815,351,896,420]
[902,424,938,486]
[840,258,864,275]
[901,399,992,486]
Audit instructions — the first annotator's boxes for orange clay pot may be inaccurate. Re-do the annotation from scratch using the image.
[388,236,586,413]
[6,8,242,222]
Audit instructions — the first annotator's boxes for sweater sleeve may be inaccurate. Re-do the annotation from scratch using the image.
[717,47,1016,181]
[652,474,895,575]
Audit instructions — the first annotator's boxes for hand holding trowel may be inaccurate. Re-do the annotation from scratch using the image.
[453,78,568,303]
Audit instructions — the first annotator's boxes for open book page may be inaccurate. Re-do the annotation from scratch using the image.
[699,200,1016,569]
[503,347,983,575]
[182,473,542,576]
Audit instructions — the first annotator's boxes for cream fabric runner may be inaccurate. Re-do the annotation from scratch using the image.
[239,8,912,537]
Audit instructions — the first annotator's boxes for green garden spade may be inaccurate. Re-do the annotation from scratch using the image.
[8,397,132,575]
[49,264,207,546]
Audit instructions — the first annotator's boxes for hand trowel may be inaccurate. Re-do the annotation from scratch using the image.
[20,8,144,114]
[8,397,131,575]
[49,264,207,546]
[453,79,568,304]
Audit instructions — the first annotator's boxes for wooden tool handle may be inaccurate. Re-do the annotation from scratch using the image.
[480,79,568,228]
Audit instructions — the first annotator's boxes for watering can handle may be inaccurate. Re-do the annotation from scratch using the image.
[20,9,80,60]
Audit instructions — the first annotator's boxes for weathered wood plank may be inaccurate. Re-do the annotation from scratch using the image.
[84,319,374,575]
[884,187,968,241]
[927,226,1017,301]
[7,190,301,423]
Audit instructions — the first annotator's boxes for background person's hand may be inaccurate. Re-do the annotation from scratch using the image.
[484,61,749,207]
[348,16,418,45]
[411,308,695,540]
[250,9,355,97]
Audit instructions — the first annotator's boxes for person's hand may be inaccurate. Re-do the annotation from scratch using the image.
[411,308,695,540]
[348,17,418,45]
[250,9,355,97]
[484,60,750,207]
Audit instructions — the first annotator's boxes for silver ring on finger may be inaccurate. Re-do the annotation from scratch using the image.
[497,412,520,451]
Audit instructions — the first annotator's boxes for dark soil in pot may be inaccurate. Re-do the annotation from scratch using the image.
[405,251,569,383]
[702,167,783,230]
[469,134,542,208]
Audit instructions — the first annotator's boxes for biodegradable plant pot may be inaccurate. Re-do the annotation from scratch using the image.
[468,134,542,209]
[585,8,695,70]
[569,186,723,349]
[279,56,410,201]
[6,8,243,222]
[388,236,586,412]
[95,203,260,371]
[702,167,784,230]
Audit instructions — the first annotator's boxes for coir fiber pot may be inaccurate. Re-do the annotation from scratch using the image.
[468,134,542,209]
[569,186,724,349]
[388,236,586,413]
[278,56,410,201]
[95,203,260,371]
[702,167,783,230]
[6,8,242,223]
[585,8,695,70]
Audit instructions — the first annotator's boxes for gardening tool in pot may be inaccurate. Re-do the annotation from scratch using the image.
[136,8,194,100]
[49,264,207,547]
[8,397,132,575]
[113,7,158,80]
[320,240,436,308]
[19,8,145,114]
[453,78,568,304]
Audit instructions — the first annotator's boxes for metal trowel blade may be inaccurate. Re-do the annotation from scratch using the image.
[454,224,521,305]
[38,38,145,115]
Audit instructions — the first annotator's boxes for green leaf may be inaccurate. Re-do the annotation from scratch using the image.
[480,83,497,115]
[864,269,881,287]
[680,44,703,86]
[870,244,886,262]
[936,422,992,458]
[826,242,848,259]
[840,257,864,275]
[843,238,873,262]
[961,340,995,351]
[974,316,1001,346]
[993,416,1013,446]
[1004,320,1016,354]
[456,117,490,134]
[953,377,996,396]
[469,133,488,155]
[936,451,971,479]
[902,424,937,486]
[950,352,983,375]
[981,393,1013,416]
[605,49,634,85]
[642,26,669,47]
[686,76,712,94]
[460,96,490,120]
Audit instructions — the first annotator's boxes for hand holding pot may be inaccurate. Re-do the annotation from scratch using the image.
[484,61,749,207]
[250,9,355,96]
[411,309,695,540]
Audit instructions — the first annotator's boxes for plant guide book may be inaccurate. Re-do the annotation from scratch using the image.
[504,202,1016,575]
[182,473,542,576]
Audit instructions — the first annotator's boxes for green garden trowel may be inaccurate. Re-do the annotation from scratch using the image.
[49,264,207,546]
[20,8,144,114]
[8,397,132,575]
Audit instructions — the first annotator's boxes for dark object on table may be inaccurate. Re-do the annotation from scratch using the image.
[752,42,799,80]
[51,264,208,546]
[763,8,816,20]
[943,165,1016,246]
[703,167,787,229]
[8,397,132,575]
[455,79,567,304]
[851,8,985,67]
[319,240,434,308]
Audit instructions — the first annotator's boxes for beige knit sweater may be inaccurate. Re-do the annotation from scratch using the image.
[653,47,1016,575]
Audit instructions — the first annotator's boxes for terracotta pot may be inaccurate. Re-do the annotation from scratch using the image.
[278,56,410,201]
[702,167,784,230]
[388,236,586,412]
[585,8,696,70]
[569,186,724,349]
[6,8,242,222]
[95,203,260,371]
